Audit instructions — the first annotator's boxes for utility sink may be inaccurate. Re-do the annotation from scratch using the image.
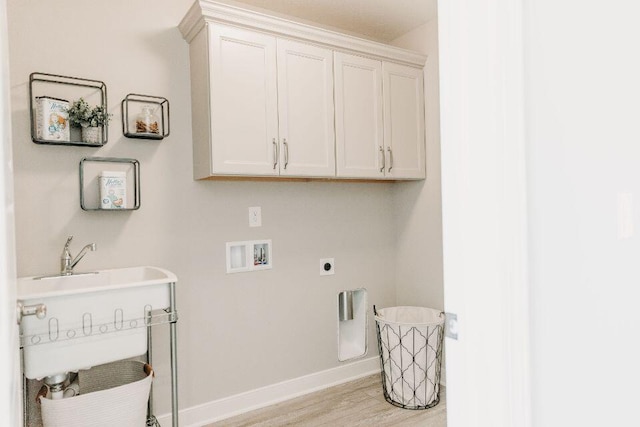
[17,266,177,380]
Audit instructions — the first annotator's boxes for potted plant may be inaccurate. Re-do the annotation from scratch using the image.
[66,98,112,144]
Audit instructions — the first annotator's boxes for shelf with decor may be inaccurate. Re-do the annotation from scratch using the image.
[121,94,170,140]
[29,72,109,147]
[79,157,140,211]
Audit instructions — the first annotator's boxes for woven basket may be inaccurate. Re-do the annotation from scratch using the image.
[39,360,152,427]
[374,306,444,410]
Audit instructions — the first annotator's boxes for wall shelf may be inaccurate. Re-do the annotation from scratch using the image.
[121,94,170,140]
[29,72,108,147]
[79,157,140,211]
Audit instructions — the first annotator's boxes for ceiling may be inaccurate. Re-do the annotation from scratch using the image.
[226,0,437,43]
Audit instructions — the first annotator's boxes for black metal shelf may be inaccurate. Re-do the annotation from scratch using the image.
[121,94,170,140]
[29,72,109,147]
[79,157,140,211]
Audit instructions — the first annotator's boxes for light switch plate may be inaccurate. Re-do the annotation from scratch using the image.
[617,193,633,239]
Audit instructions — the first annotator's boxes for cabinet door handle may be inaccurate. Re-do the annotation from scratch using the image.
[379,146,385,173]
[272,138,278,170]
[283,138,289,169]
[387,147,393,172]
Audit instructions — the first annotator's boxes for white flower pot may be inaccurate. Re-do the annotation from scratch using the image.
[81,126,102,144]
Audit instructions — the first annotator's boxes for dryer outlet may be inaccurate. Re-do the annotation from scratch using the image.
[320,258,335,276]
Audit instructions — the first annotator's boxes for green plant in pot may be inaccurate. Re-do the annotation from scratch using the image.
[66,98,112,144]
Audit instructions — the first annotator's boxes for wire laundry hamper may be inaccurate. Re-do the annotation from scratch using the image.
[374,306,445,410]
[39,360,153,427]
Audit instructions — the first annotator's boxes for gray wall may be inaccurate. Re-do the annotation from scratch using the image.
[389,19,444,386]
[391,20,444,312]
[7,0,441,416]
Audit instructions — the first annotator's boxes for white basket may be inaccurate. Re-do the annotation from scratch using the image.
[39,360,152,427]
[374,306,444,410]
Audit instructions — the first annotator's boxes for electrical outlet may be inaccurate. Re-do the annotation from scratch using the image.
[249,206,261,227]
[320,258,335,276]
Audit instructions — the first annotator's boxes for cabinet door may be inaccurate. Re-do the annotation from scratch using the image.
[209,25,279,176]
[382,62,426,179]
[276,39,335,177]
[334,53,384,178]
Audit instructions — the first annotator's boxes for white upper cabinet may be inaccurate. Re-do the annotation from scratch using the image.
[194,25,335,178]
[180,1,427,181]
[276,40,335,177]
[335,54,425,180]
[209,25,279,176]
[382,63,425,179]
[334,53,384,178]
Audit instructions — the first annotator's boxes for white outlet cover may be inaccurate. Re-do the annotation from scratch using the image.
[320,258,335,276]
[249,206,262,227]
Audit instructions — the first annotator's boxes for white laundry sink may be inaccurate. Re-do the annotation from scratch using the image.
[17,266,177,379]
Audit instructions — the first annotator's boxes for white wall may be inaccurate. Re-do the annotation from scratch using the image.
[436,0,532,425]
[7,0,399,417]
[390,21,444,312]
[0,0,21,424]
[525,1,640,425]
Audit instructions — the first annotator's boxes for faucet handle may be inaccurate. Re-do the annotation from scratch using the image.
[64,235,73,249]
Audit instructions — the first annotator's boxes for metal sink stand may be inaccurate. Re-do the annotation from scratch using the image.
[20,282,179,427]
[146,281,179,427]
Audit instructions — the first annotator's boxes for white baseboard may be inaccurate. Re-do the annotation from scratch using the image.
[156,356,380,427]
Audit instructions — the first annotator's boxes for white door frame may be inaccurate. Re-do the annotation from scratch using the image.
[0,0,21,424]
[438,0,531,426]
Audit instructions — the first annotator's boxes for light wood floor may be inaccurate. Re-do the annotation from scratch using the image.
[209,374,447,427]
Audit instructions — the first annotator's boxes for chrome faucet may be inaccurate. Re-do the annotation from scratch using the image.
[60,236,96,276]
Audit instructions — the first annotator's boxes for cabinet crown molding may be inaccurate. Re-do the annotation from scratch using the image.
[178,0,427,68]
